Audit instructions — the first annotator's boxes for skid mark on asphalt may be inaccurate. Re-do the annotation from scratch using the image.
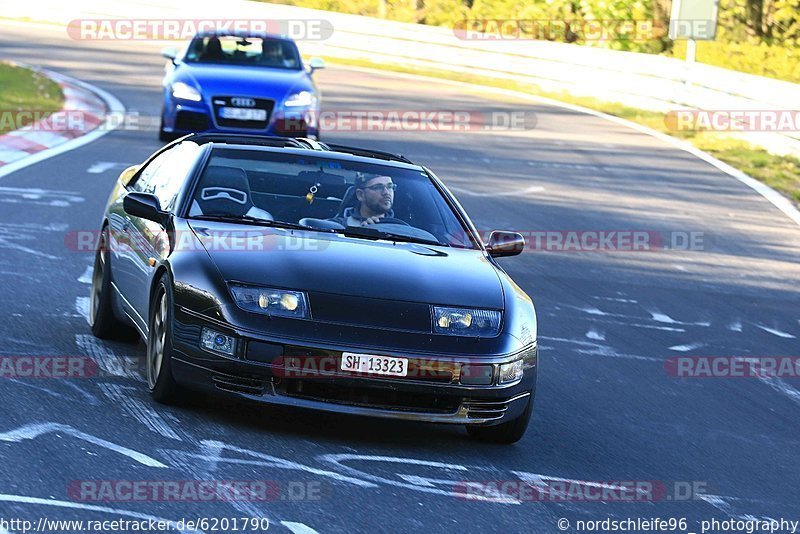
[0,225,59,260]
[0,495,202,534]
[0,423,166,468]
[61,380,101,406]
[98,383,183,441]
[539,336,660,362]
[756,376,800,405]
[6,378,66,399]
[75,334,139,379]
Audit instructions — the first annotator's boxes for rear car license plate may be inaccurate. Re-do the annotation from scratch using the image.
[341,352,408,377]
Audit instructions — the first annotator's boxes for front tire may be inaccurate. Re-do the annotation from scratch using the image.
[147,274,183,404]
[466,396,533,444]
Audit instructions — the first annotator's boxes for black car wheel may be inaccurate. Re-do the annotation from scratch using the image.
[466,396,533,444]
[90,227,135,339]
[147,274,182,404]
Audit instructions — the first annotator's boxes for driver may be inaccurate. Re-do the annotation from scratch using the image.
[336,174,397,227]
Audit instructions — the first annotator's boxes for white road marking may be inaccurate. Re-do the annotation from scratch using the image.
[280,522,319,534]
[0,495,201,534]
[585,328,605,341]
[87,162,128,174]
[61,380,100,406]
[168,441,377,488]
[756,376,800,405]
[668,343,704,352]
[728,320,743,332]
[753,324,796,339]
[648,310,710,327]
[449,185,544,197]
[6,379,66,399]
[74,297,90,323]
[75,334,140,379]
[0,423,166,468]
[592,296,638,303]
[99,383,182,441]
[78,266,93,284]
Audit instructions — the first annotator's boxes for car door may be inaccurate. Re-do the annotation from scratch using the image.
[120,142,201,328]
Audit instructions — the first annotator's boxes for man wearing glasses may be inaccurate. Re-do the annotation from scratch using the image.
[335,174,399,227]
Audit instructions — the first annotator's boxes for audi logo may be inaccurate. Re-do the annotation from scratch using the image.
[231,97,256,107]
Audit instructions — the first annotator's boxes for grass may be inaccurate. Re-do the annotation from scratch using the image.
[318,55,800,208]
[0,62,64,134]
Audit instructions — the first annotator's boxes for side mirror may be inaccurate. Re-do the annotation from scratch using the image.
[486,231,525,258]
[123,192,170,226]
[119,165,140,187]
[308,57,325,74]
[161,47,178,62]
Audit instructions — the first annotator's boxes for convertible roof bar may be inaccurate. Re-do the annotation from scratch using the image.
[317,142,413,164]
[183,133,414,164]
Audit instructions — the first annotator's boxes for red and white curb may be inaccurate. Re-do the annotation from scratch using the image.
[0,64,125,179]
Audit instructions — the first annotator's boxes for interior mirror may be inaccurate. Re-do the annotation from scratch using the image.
[119,165,140,187]
[486,231,525,258]
[308,57,325,73]
[123,192,169,226]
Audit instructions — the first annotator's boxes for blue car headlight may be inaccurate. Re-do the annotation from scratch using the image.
[172,82,202,102]
[284,90,315,107]
[433,306,502,337]
[229,284,309,319]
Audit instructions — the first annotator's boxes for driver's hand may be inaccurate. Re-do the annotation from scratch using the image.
[361,216,382,226]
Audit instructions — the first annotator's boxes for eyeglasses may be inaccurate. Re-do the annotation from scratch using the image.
[361,183,397,192]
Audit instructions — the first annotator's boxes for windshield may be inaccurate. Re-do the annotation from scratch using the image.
[187,147,478,249]
[184,36,302,70]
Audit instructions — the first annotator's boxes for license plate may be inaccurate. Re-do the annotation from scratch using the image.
[340,352,408,377]
[219,107,267,121]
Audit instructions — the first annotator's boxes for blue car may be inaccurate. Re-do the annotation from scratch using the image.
[159,31,324,141]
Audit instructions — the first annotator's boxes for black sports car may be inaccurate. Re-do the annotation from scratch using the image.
[90,134,538,443]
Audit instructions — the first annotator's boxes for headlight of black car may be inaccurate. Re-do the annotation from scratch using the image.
[432,306,502,337]
[229,284,310,319]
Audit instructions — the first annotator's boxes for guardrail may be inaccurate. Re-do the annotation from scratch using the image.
[4,0,800,157]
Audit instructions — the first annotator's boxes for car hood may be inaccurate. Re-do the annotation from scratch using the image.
[177,64,312,102]
[188,221,504,309]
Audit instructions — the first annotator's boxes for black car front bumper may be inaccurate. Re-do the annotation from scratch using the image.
[171,308,537,426]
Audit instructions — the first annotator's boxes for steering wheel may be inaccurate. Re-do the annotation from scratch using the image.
[371,217,410,226]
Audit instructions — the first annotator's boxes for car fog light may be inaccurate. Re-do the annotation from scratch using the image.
[201,328,235,356]
[460,364,493,385]
[499,360,524,384]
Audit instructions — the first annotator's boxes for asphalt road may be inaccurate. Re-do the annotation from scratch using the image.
[1,20,799,534]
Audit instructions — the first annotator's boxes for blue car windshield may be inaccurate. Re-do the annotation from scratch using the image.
[184,36,302,70]
[187,147,479,249]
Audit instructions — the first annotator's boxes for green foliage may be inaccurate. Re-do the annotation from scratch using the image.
[0,63,64,134]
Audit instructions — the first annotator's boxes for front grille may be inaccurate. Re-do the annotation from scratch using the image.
[281,380,461,413]
[175,110,209,131]
[308,292,432,333]
[212,96,274,129]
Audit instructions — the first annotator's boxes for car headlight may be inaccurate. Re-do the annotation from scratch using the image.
[229,284,309,319]
[432,306,502,337]
[171,82,202,102]
[284,90,315,107]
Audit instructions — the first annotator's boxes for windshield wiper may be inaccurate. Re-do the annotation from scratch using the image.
[341,226,446,247]
[191,215,335,233]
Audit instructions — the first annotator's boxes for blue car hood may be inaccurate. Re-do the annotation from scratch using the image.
[177,64,313,102]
